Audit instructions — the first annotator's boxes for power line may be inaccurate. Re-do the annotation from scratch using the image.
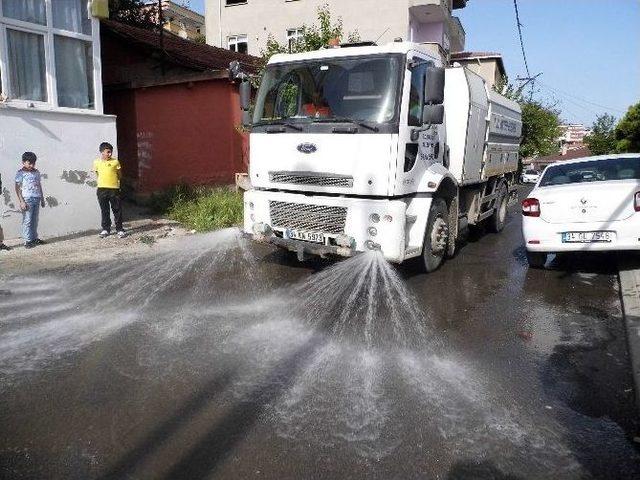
[537,84,602,116]
[537,80,626,114]
[512,0,531,78]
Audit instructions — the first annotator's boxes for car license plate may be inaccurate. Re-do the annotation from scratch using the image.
[285,229,325,244]
[561,231,614,243]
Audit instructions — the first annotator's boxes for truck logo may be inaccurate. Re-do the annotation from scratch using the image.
[297,143,317,154]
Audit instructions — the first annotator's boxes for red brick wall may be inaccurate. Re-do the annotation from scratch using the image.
[105,80,247,194]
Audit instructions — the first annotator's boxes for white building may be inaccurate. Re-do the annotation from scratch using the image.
[144,0,206,41]
[0,0,117,240]
[205,0,466,57]
[559,123,592,153]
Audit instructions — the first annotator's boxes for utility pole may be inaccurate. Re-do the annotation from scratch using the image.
[158,0,165,75]
[516,72,542,101]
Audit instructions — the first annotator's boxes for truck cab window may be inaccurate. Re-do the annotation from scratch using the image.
[408,61,429,127]
[274,76,301,118]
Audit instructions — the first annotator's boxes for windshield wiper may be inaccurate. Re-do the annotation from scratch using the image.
[253,120,304,131]
[312,117,379,132]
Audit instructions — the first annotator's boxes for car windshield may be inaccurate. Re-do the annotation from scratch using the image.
[253,54,403,125]
[539,157,640,187]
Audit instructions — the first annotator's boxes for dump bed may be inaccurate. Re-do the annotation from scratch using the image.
[444,67,522,185]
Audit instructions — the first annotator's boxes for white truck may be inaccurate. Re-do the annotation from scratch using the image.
[234,41,522,272]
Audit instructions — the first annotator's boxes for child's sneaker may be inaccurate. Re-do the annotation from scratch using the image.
[0,243,11,251]
[35,238,46,245]
[24,241,35,249]
[117,230,127,238]
[99,230,109,238]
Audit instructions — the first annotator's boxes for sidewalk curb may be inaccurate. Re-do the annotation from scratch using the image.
[619,259,640,414]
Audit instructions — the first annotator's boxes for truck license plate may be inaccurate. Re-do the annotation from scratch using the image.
[286,229,325,244]
[561,231,614,243]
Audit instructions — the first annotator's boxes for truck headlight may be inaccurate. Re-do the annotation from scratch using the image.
[335,234,354,248]
[252,222,272,236]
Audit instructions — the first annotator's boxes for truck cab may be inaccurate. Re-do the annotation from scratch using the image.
[238,42,521,271]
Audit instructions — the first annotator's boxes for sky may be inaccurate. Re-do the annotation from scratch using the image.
[458,0,639,126]
[188,0,639,127]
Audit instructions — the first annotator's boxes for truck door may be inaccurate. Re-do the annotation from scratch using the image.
[394,55,445,196]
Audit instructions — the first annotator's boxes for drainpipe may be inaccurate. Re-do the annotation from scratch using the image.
[218,0,222,47]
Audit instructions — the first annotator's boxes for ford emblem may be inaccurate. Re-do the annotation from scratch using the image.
[297,143,317,154]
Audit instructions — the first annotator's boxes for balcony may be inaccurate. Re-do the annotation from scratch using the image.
[409,0,450,22]
[409,0,467,15]
[447,15,465,52]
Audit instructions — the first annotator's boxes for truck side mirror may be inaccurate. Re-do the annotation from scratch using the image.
[422,104,444,125]
[240,80,251,111]
[424,66,445,105]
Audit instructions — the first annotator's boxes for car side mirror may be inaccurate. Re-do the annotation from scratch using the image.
[240,80,251,111]
[424,66,445,105]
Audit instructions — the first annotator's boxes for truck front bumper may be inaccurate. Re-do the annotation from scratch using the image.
[243,189,410,262]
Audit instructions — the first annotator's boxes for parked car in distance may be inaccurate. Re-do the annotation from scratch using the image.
[521,154,640,268]
[520,168,541,184]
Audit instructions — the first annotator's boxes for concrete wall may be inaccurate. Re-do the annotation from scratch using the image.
[205,0,409,55]
[455,59,501,89]
[0,107,117,240]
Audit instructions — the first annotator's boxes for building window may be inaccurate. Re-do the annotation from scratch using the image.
[286,27,304,52]
[2,0,46,25]
[54,36,93,108]
[6,29,47,102]
[225,0,247,5]
[228,34,247,54]
[0,0,99,110]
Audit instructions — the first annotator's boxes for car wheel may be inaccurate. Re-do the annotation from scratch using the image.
[421,198,449,273]
[526,250,547,269]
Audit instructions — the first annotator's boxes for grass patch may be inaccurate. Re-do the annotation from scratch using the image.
[149,185,243,232]
[139,234,156,246]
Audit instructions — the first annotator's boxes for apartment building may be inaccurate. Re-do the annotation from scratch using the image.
[144,0,206,41]
[559,123,592,152]
[205,0,466,56]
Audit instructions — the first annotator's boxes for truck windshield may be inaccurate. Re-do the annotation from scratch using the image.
[539,157,640,186]
[253,55,402,126]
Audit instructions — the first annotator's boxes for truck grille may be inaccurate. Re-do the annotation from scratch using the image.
[269,171,353,188]
[269,201,347,234]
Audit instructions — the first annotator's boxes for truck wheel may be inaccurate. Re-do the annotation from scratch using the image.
[488,186,508,233]
[526,251,547,269]
[421,198,449,273]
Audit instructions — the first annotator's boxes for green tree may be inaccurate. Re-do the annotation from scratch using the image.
[519,101,562,158]
[495,79,561,159]
[615,102,640,153]
[109,0,159,29]
[584,113,617,155]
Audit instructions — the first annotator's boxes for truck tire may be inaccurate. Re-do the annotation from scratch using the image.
[526,250,547,269]
[488,185,508,233]
[421,198,449,273]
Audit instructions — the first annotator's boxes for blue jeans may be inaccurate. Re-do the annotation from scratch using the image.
[22,197,41,243]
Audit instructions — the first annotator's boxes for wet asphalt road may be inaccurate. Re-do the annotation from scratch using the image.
[1,188,639,480]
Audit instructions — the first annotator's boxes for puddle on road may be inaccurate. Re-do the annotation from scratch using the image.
[0,231,638,478]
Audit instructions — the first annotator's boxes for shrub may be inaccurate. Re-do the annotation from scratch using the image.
[150,185,243,232]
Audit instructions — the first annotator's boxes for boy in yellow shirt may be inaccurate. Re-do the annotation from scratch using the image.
[93,142,126,238]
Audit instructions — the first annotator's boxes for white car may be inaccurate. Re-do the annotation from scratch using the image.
[522,154,640,268]
[520,169,541,184]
